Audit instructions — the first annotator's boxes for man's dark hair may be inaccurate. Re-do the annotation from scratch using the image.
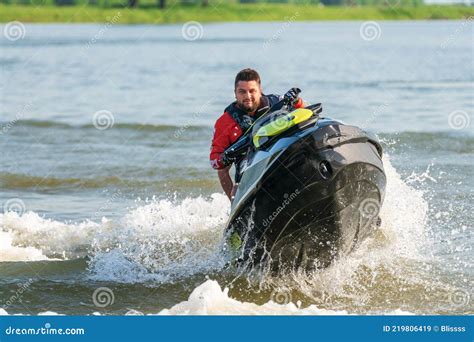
[234,68,261,89]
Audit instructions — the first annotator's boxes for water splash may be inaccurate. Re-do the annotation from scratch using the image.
[0,211,101,261]
[87,193,230,283]
[1,157,471,314]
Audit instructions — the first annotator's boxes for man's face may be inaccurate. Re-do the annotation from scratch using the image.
[234,80,262,114]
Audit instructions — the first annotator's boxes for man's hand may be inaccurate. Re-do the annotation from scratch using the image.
[284,87,301,106]
[220,150,236,167]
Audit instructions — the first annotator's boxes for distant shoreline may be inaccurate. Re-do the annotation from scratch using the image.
[0,4,473,23]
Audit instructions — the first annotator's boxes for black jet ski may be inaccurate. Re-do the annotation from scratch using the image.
[223,90,386,273]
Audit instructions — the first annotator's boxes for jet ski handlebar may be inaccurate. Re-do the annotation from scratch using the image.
[221,134,249,165]
[283,87,301,106]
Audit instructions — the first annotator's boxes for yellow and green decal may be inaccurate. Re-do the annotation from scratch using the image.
[253,108,314,148]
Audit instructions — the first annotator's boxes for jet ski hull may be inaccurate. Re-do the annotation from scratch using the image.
[225,119,386,272]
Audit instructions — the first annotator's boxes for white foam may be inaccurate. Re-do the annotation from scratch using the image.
[37,311,62,316]
[0,281,416,315]
[152,280,413,315]
[0,231,48,262]
[157,280,348,315]
[0,157,429,284]
[0,211,101,261]
[378,154,428,259]
[253,155,431,307]
[0,194,230,282]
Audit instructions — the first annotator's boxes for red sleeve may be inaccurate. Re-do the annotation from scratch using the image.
[210,114,231,170]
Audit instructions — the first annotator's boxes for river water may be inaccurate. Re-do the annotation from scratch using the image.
[0,21,472,315]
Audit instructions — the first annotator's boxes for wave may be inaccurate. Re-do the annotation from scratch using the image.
[0,156,434,269]
[2,120,209,133]
[0,172,218,191]
[157,280,418,315]
[0,258,87,280]
[0,214,102,262]
[382,80,473,90]
[311,79,474,89]
[5,121,473,138]
[379,131,474,154]
[0,157,427,274]
[0,173,128,190]
[0,194,230,277]
[380,130,474,141]
[1,36,263,48]
[0,231,50,262]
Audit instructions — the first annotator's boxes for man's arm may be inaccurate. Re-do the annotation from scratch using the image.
[217,166,233,200]
[210,115,236,200]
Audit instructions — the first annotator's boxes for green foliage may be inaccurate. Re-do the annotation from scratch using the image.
[0,0,434,6]
[0,2,472,22]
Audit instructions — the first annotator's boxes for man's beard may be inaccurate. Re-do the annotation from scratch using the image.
[238,100,258,114]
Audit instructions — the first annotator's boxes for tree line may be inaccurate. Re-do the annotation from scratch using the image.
[0,0,423,8]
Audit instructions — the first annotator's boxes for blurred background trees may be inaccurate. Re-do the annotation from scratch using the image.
[0,0,428,8]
